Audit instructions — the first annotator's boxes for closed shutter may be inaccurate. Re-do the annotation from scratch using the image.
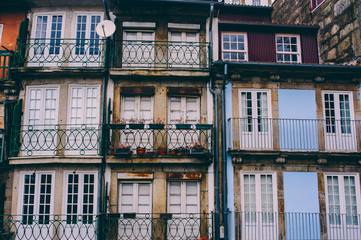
[168,181,200,214]
[121,96,153,122]
[168,96,200,124]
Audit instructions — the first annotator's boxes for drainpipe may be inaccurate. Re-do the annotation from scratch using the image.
[208,3,221,240]
[222,63,228,240]
[99,0,111,238]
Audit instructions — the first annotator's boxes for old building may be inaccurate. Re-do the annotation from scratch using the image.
[272,0,361,65]
[213,2,361,240]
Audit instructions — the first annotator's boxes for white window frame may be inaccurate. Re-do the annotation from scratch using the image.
[18,171,55,221]
[324,173,361,239]
[63,171,98,222]
[118,181,153,214]
[168,96,200,124]
[221,32,248,62]
[275,34,302,63]
[72,12,104,39]
[67,85,101,125]
[239,89,271,120]
[0,24,3,45]
[25,85,60,126]
[31,12,65,39]
[167,181,201,215]
[120,95,154,123]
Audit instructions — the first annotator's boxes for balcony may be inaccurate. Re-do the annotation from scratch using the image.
[0,213,214,240]
[0,50,12,81]
[109,124,213,158]
[229,118,361,152]
[235,211,361,240]
[10,124,101,157]
[14,38,105,68]
[113,40,209,69]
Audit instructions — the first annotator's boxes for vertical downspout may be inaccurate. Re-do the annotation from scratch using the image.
[208,3,221,240]
[222,63,228,240]
[99,0,110,239]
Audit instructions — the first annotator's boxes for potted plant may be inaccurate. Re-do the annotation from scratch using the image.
[174,146,189,155]
[110,118,126,129]
[136,146,146,155]
[168,149,176,155]
[149,118,165,130]
[157,146,167,155]
[112,144,131,156]
[189,141,206,155]
[129,118,145,129]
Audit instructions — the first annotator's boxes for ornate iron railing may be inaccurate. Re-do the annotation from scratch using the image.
[229,118,361,152]
[14,38,105,67]
[0,50,12,81]
[113,40,210,69]
[235,211,361,240]
[10,124,101,157]
[109,124,213,157]
[0,213,214,240]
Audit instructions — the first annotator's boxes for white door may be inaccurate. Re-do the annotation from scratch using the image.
[120,96,153,150]
[67,86,100,155]
[323,92,356,151]
[24,87,59,156]
[167,181,201,240]
[119,182,152,240]
[168,96,200,149]
[29,14,64,67]
[17,172,54,240]
[241,173,278,240]
[71,14,102,67]
[123,31,154,67]
[239,90,272,149]
[325,174,361,240]
[169,31,199,68]
[63,172,97,240]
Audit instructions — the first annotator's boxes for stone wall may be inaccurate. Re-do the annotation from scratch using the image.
[272,0,361,65]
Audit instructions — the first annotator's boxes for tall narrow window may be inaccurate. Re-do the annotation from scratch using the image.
[222,33,248,62]
[123,31,155,67]
[276,35,301,63]
[169,31,200,67]
[75,14,102,56]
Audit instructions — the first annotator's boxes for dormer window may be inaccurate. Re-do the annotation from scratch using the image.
[276,34,301,63]
[222,32,248,62]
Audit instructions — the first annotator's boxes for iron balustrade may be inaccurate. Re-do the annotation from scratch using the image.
[109,124,213,157]
[229,118,361,152]
[0,213,214,240]
[14,38,105,67]
[113,40,210,69]
[0,50,12,81]
[234,211,361,240]
[10,124,101,157]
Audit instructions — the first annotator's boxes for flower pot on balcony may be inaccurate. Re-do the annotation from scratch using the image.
[136,147,146,155]
[175,124,192,130]
[195,124,213,130]
[169,149,176,155]
[190,148,206,155]
[158,147,167,155]
[149,124,165,130]
[129,124,145,129]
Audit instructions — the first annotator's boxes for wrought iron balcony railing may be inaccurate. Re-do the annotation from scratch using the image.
[14,38,105,67]
[229,118,361,152]
[10,124,101,157]
[235,211,361,240]
[0,213,214,240]
[113,40,209,69]
[109,123,213,157]
[0,50,12,81]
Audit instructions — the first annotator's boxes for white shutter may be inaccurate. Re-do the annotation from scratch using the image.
[168,96,200,124]
[168,181,200,214]
[185,97,199,124]
[169,97,182,124]
[119,182,152,213]
[121,96,153,122]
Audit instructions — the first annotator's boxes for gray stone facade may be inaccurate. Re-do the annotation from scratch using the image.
[272,0,361,65]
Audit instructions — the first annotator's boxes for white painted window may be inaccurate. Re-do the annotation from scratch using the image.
[241,172,278,239]
[121,96,153,123]
[64,172,97,223]
[238,89,272,149]
[325,173,361,239]
[167,181,200,214]
[119,182,152,240]
[0,24,3,45]
[123,31,155,67]
[168,31,200,67]
[69,85,100,125]
[20,172,54,224]
[322,91,356,151]
[276,34,301,63]
[168,96,200,124]
[222,32,248,62]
